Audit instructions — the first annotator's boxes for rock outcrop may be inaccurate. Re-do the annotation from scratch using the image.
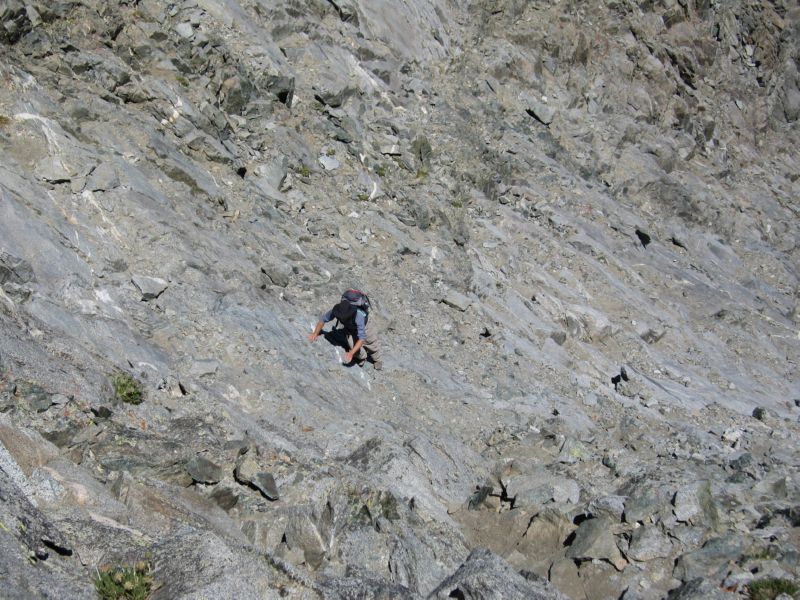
[0,1,798,598]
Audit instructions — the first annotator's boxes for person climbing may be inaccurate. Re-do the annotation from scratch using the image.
[308,290,382,370]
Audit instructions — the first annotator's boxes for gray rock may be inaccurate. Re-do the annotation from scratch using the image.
[1,1,800,599]
[259,156,289,190]
[513,508,575,567]
[234,455,279,501]
[666,578,731,599]
[150,530,302,598]
[548,558,583,600]
[673,482,718,528]
[0,251,36,285]
[187,455,223,484]
[189,358,220,378]
[441,290,472,312]
[626,525,673,562]
[508,473,580,506]
[565,517,627,571]
[0,1,31,44]
[86,162,119,192]
[319,572,414,599]
[428,548,569,599]
[261,262,292,288]
[380,144,403,156]
[318,155,340,171]
[174,22,194,39]
[624,485,672,524]
[588,496,627,521]
[284,508,328,568]
[313,80,357,108]
[0,467,94,599]
[752,406,771,421]
[523,94,556,125]
[673,535,745,583]
[261,73,295,107]
[33,156,77,183]
[209,485,239,510]
[558,436,589,464]
[131,275,168,300]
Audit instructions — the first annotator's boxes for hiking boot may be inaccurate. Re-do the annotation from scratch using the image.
[356,358,366,367]
[373,360,383,371]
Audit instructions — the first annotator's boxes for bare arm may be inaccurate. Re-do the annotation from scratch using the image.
[344,339,364,363]
[308,321,325,342]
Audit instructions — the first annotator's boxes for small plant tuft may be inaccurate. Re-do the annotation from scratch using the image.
[374,165,386,177]
[175,75,189,88]
[95,562,154,600]
[0,115,11,128]
[746,578,799,600]
[297,164,311,178]
[112,373,143,405]
[357,193,370,202]
[415,167,428,179]
[325,147,335,156]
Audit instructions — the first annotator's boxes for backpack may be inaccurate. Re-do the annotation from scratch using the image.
[332,289,371,328]
[341,289,370,312]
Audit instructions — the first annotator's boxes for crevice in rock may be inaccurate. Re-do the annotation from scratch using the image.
[572,513,591,527]
[670,236,687,250]
[42,539,72,557]
[611,367,629,390]
[635,229,651,248]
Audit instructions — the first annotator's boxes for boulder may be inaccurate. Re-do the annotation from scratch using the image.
[187,455,223,484]
[523,93,557,125]
[234,455,279,501]
[673,535,745,583]
[429,548,569,599]
[441,290,472,312]
[0,251,36,285]
[626,525,673,562]
[131,275,168,300]
[565,517,627,571]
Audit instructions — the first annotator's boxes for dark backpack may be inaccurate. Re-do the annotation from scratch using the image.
[341,289,370,312]
[332,289,370,328]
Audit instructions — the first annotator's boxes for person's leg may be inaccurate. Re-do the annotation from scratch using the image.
[346,330,366,365]
[362,321,381,367]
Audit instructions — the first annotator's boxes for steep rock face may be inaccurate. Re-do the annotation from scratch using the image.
[0,1,798,599]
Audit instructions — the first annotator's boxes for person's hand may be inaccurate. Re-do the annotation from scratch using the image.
[308,332,319,342]
[344,350,355,363]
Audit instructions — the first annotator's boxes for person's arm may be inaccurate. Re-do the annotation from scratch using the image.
[344,339,364,363]
[308,320,325,342]
[308,309,334,341]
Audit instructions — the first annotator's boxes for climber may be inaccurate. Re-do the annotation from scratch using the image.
[308,290,382,370]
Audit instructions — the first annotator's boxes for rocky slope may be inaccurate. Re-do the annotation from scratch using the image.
[0,0,798,598]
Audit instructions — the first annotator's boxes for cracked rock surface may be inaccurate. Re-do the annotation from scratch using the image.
[0,1,798,598]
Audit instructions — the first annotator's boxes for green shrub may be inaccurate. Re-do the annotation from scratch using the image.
[297,164,311,177]
[112,373,143,405]
[747,578,799,600]
[95,562,153,600]
[175,75,189,87]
